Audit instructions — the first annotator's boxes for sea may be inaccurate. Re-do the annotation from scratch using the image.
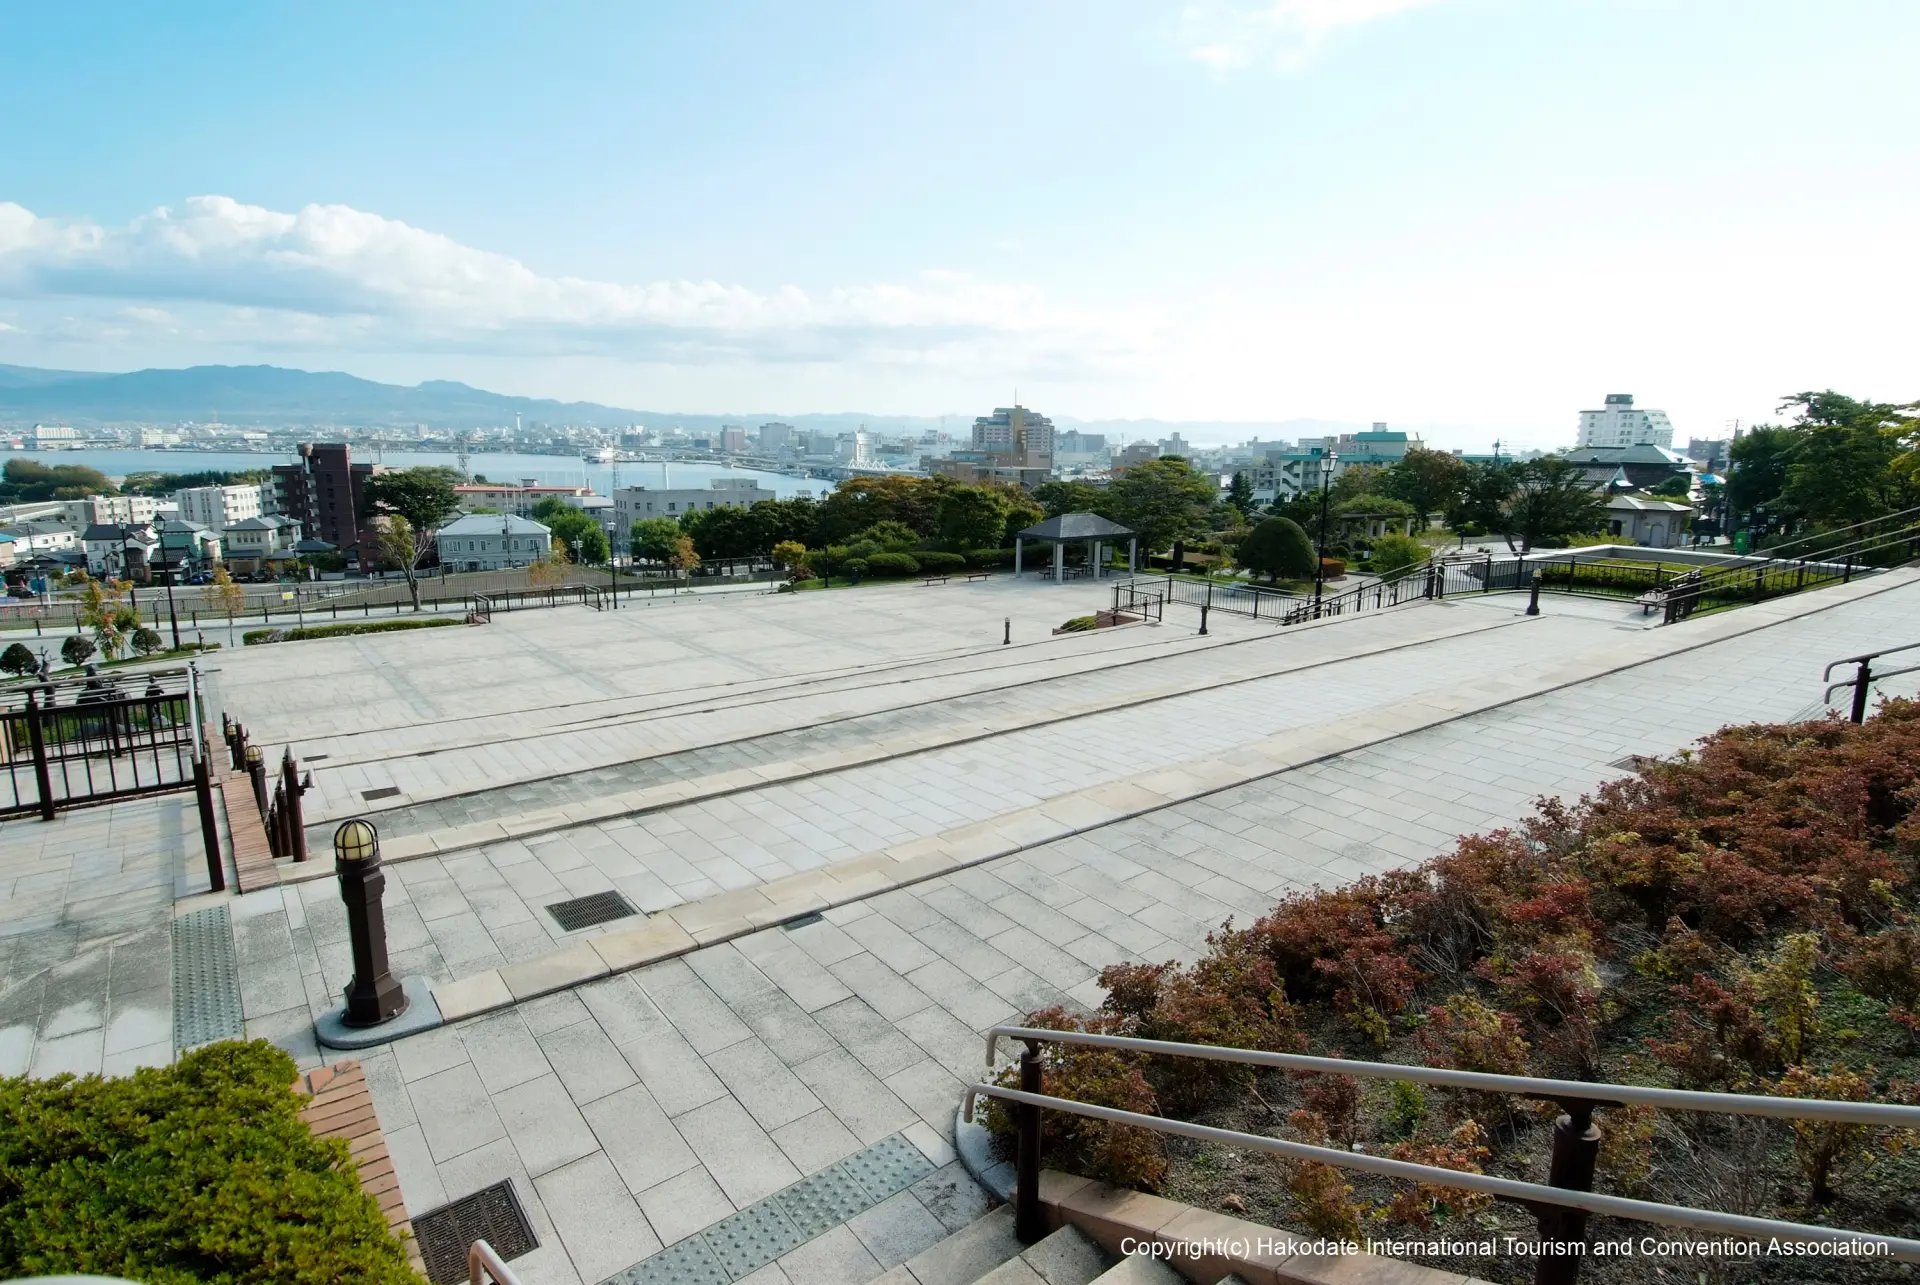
[0,447,827,500]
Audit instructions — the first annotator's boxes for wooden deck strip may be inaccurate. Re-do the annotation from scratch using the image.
[296,1059,424,1277]
[219,769,280,892]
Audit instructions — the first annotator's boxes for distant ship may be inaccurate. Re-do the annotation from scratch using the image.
[583,447,618,464]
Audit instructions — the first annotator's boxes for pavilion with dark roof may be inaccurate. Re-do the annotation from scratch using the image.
[1014,512,1137,581]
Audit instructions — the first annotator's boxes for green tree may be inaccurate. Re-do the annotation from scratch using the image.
[771,540,810,579]
[131,626,164,657]
[1380,447,1470,530]
[1725,425,1798,530]
[1226,472,1258,519]
[814,476,951,543]
[1367,532,1428,577]
[1775,391,1917,528]
[631,516,683,564]
[1650,473,1694,498]
[1236,516,1318,585]
[0,642,36,677]
[363,468,460,609]
[0,459,114,503]
[78,579,138,659]
[1001,493,1045,547]
[61,635,95,667]
[1033,479,1108,519]
[936,487,1009,551]
[1107,457,1216,555]
[1445,462,1517,539]
[1504,457,1608,552]
[542,507,610,563]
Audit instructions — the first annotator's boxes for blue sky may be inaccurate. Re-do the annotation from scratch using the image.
[1,1,1914,447]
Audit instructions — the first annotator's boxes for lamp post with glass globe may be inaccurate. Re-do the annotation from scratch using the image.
[334,819,407,1027]
[1312,447,1340,616]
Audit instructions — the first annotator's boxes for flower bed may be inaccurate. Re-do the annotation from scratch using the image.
[988,701,1920,1283]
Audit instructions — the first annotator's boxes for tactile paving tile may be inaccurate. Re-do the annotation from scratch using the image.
[841,1131,935,1204]
[604,1235,730,1285]
[700,1201,805,1279]
[171,905,244,1050]
[774,1161,874,1238]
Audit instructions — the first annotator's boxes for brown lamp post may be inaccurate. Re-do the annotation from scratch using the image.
[334,819,408,1027]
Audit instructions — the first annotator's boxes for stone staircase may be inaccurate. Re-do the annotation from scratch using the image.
[878,1207,1188,1285]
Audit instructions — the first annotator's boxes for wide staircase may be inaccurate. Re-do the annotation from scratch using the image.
[874,1208,1178,1285]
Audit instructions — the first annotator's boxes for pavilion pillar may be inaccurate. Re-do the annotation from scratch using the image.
[1015,538,1023,576]
[1053,542,1064,583]
[1092,541,1101,579]
[1128,538,1137,573]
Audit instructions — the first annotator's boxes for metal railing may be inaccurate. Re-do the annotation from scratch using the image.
[468,1239,523,1285]
[1824,641,1920,723]
[965,1025,1920,1285]
[0,667,202,819]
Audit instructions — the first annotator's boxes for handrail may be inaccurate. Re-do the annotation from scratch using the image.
[1821,640,1920,722]
[1823,639,1920,679]
[981,1026,1920,1127]
[1752,504,1920,560]
[468,1239,523,1285]
[971,1025,1920,1280]
[963,1083,1920,1264]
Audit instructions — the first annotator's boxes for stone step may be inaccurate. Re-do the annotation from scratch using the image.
[881,1205,1024,1285]
[976,1224,1107,1284]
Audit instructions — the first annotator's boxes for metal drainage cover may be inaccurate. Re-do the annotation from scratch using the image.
[1609,755,1650,771]
[413,1180,537,1285]
[361,785,401,801]
[171,905,244,1051]
[547,890,639,933]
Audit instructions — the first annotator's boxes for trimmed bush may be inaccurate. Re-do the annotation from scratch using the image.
[914,550,966,572]
[244,618,460,645]
[1319,557,1346,579]
[964,547,1017,568]
[1056,615,1099,633]
[1366,532,1428,577]
[862,551,921,577]
[0,1040,417,1285]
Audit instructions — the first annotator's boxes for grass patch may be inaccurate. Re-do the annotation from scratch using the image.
[244,617,461,645]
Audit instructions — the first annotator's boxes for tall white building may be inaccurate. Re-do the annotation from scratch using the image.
[174,484,263,531]
[612,478,780,549]
[1577,394,1675,449]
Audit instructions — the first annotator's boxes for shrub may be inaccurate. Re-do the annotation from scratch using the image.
[1774,1065,1875,1204]
[1839,926,1920,1030]
[60,635,95,666]
[1057,616,1098,633]
[964,547,1016,568]
[1381,1120,1493,1231]
[862,551,920,577]
[1249,879,1423,1044]
[915,550,966,572]
[1596,1102,1659,1195]
[1750,933,1822,1066]
[1295,1070,1360,1149]
[983,1009,1167,1191]
[244,618,460,645]
[1237,517,1317,584]
[1366,532,1428,578]
[1645,973,1773,1088]
[0,642,35,677]
[1421,993,1530,1120]
[1320,557,1346,579]
[0,1040,417,1285]
[1283,1111,1366,1242]
[131,627,164,657]
[1384,1080,1427,1140]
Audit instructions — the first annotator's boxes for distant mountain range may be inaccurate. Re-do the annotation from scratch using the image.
[0,362,1361,443]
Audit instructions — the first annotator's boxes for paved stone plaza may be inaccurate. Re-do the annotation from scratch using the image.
[4,570,1920,1285]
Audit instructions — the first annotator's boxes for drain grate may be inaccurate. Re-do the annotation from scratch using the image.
[171,905,244,1050]
[306,754,330,762]
[1609,755,1651,772]
[361,785,401,800]
[413,1180,537,1285]
[781,912,825,931]
[547,890,638,933]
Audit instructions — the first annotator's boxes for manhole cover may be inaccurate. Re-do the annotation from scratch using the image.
[413,1180,537,1285]
[361,785,401,800]
[547,891,639,933]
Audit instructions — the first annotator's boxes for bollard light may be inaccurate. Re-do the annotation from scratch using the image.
[334,819,407,1027]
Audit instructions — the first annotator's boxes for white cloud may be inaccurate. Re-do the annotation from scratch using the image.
[0,196,1143,373]
[1180,0,1449,69]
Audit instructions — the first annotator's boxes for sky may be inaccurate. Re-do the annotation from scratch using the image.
[0,0,1915,449]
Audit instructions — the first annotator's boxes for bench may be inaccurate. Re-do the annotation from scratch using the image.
[923,574,951,586]
[966,571,992,582]
[1634,590,1666,615]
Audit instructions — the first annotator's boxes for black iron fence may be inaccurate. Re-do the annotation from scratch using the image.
[0,667,203,820]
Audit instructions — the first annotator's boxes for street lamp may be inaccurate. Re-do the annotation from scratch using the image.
[333,819,407,1026]
[1312,447,1339,615]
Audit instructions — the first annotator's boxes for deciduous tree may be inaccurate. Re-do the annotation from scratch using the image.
[363,469,460,609]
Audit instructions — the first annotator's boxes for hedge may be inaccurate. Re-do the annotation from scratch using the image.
[914,550,966,572]
[0,1040,418,1285]
[862,551,921,576]
[965,548,1017,568]
[244,618,461,645]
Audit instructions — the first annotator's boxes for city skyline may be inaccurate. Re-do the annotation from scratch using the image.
[2,1,1915,451]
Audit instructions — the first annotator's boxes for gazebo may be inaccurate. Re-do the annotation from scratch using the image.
[1014,513,1137,582]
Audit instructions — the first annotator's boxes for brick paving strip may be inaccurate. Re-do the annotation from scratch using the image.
[420,569,1920,1026]
[295,1058,428,1276]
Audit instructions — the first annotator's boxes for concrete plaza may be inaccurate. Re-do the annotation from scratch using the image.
[4,568,1919,1284]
